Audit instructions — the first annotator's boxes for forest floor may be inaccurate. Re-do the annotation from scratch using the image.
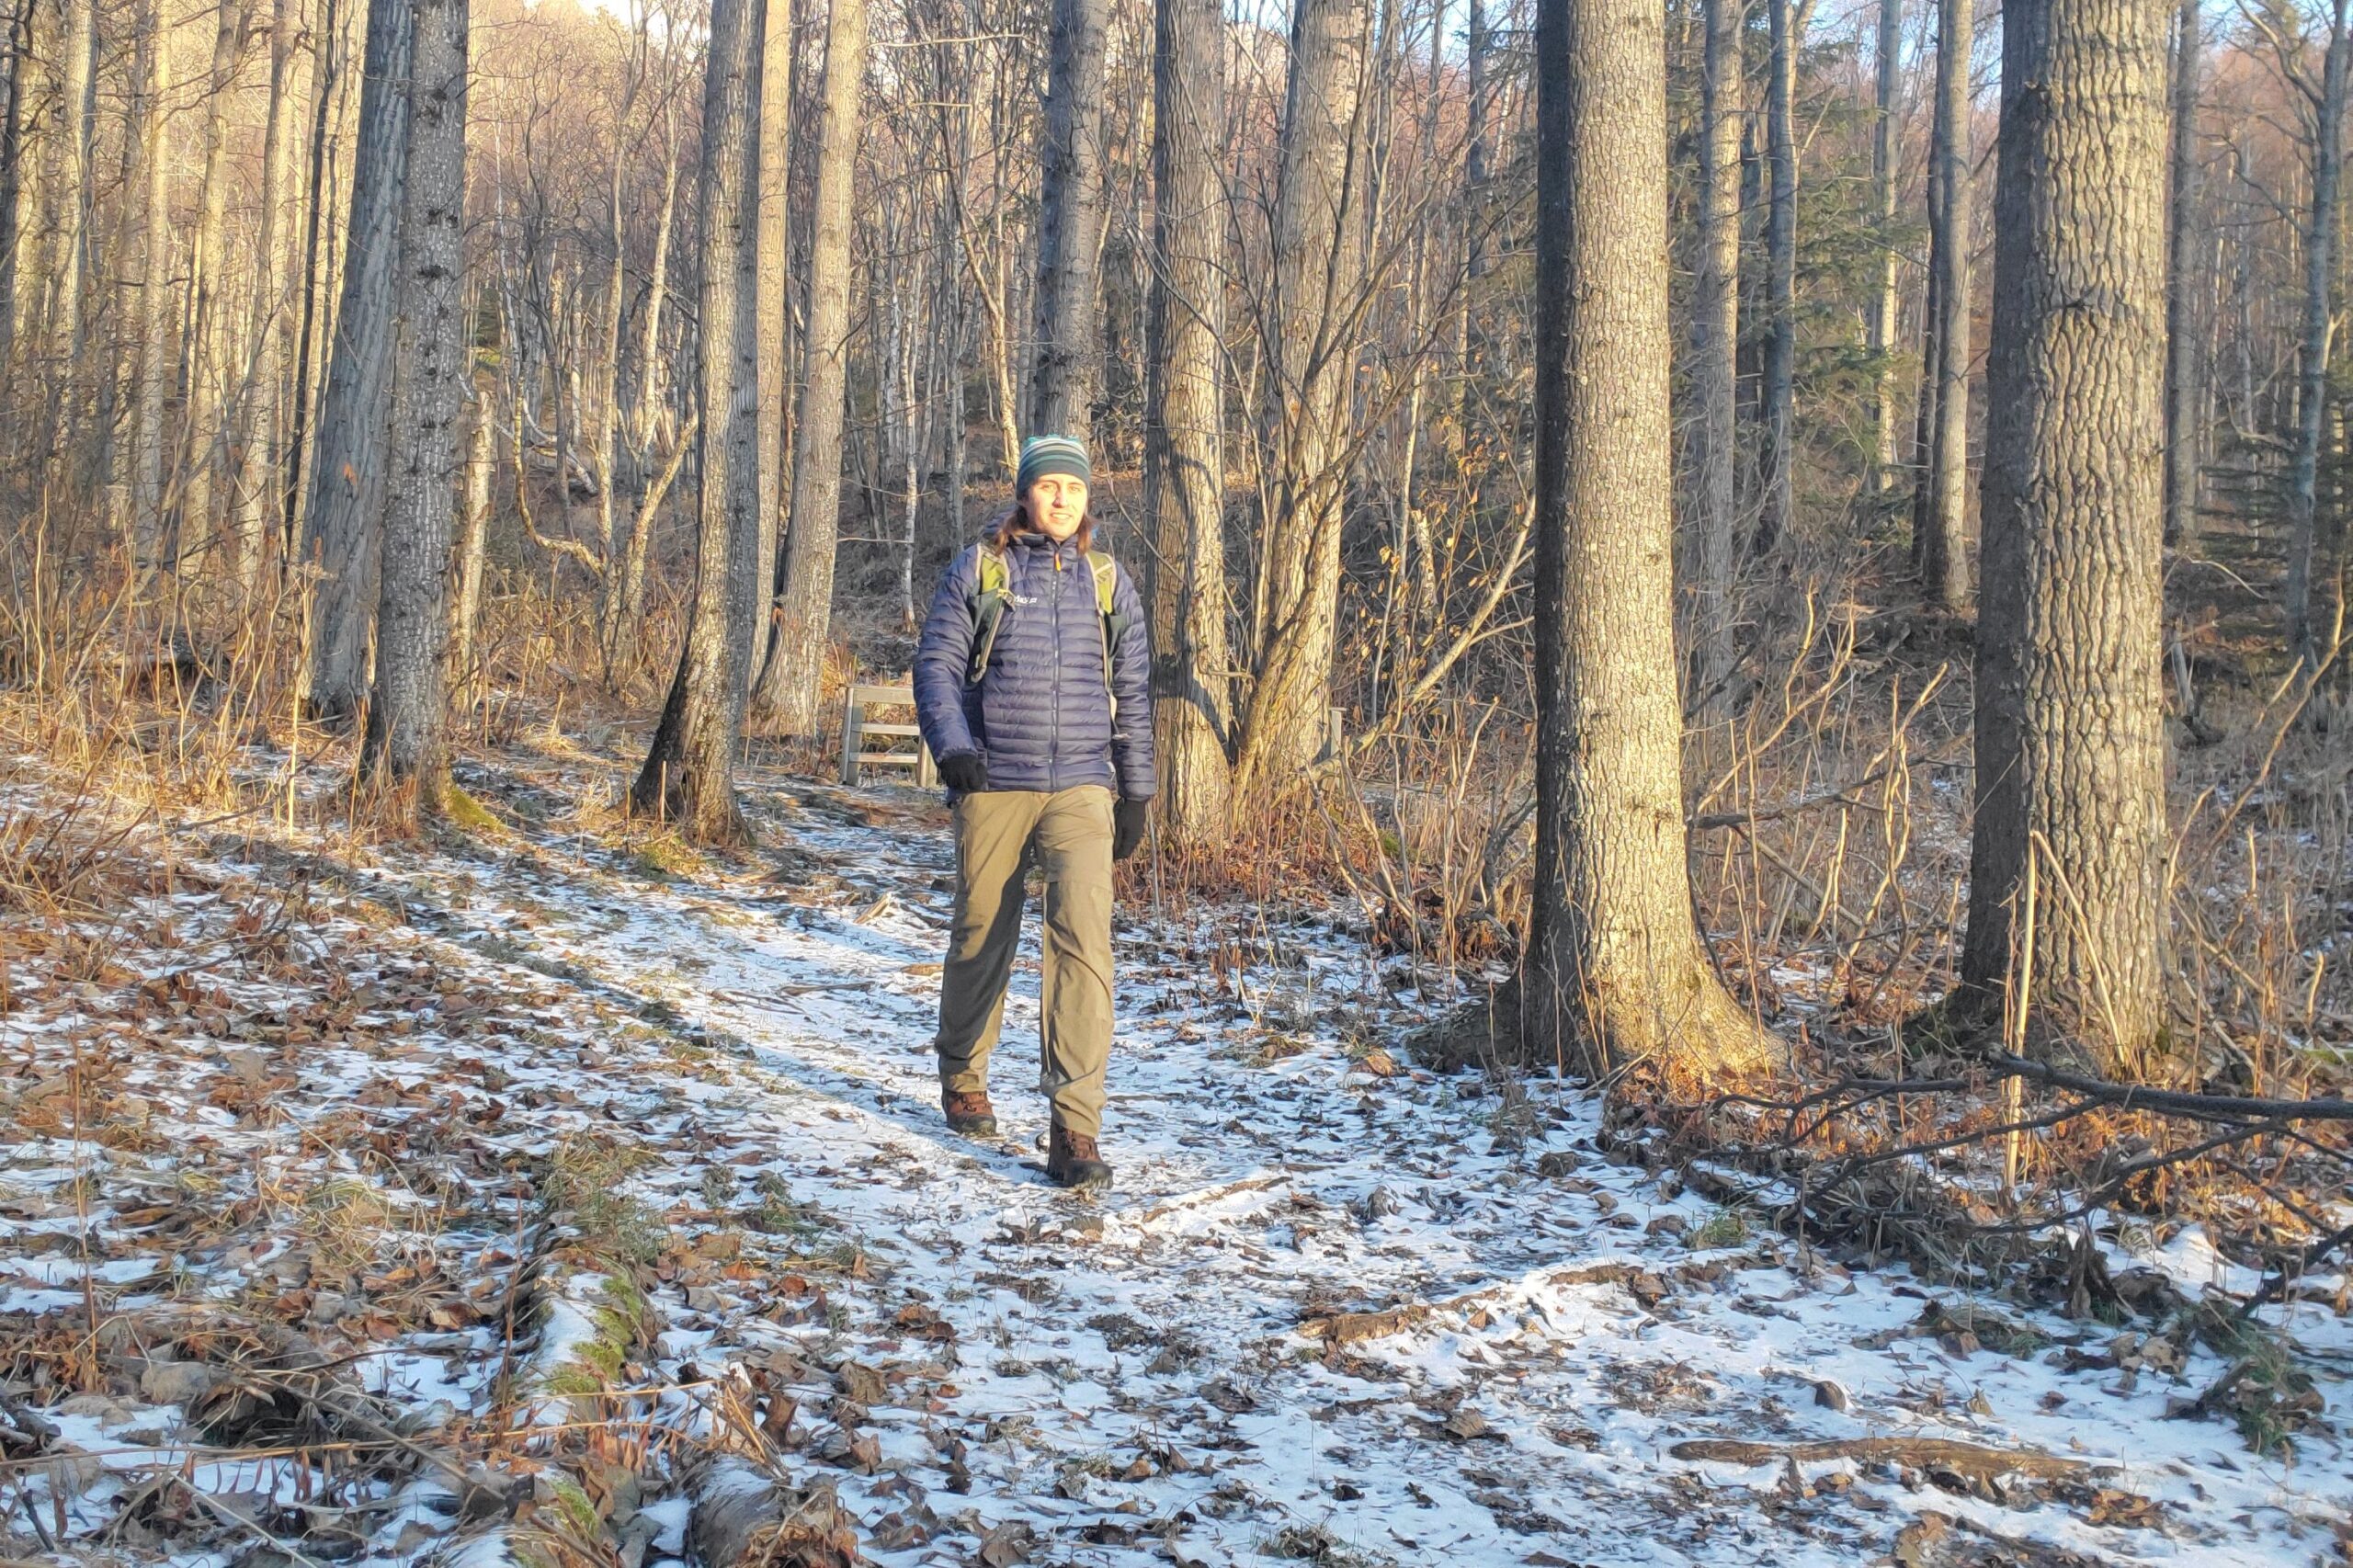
[3,731,2350,1568]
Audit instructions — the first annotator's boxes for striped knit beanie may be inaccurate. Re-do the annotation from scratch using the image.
[1017,434,1091,494]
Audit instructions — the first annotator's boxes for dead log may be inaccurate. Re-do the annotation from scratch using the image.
[1301,1262,1667,1345]
[1670,1437,2094,1483]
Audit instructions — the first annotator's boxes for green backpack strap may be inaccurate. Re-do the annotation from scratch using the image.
[1088,551,1129,718]
[969,545,1129,708]
[967,544,1011,685]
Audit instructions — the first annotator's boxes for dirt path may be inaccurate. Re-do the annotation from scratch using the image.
[4,757,2348,1567]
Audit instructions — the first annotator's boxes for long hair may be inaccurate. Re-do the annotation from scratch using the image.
[986,497,1097,557]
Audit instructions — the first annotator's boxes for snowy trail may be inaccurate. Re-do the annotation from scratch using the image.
[384,770,2352,1566]
[5,757,2348,1567]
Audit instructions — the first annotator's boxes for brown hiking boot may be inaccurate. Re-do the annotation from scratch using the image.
[1047,1124,1113,1192]
[941,1088,998,1138]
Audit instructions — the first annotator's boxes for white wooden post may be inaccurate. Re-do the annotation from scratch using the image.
[840,687,863,785]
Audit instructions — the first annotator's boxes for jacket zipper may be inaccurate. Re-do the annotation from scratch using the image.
[1047,544,1063,791]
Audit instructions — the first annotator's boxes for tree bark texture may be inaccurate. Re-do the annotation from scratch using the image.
[44,0,92,449]
[1027,0,1107,440]
[631,0,767,837]
[1961,0,2171,1072]
[1525,0,1775,1084]
[449,373,494,698]
[1687,0,1742,704]
[281,0,344,561]
[0,0,31,392]
[751,0,794,690]
[303,0,415,723]
[1146,0,1230,844]
[1870,0,1903,494]
[360,0,469,807]
[2287,0,2349,670]
[1919,0,1973,608]
[616,137,684,667]
[131,0,173,567]
[181,0,245,557]
[232,0,299,590]
[752,0,866,736]
[2162,0,2200,551]
[1232,0,1371,800]
[1756,0,1798,553]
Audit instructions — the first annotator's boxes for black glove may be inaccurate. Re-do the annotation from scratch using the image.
[1113,798,1150,862]
[940,752,988,794]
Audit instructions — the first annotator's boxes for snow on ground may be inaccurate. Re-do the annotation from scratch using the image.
[4,749,2350,1567]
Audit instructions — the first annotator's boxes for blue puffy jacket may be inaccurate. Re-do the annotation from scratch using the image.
[913,530,1156,800]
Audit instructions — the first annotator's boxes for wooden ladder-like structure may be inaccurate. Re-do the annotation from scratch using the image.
[839,683,936,787]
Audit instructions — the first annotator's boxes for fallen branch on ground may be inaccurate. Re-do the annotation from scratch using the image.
[1669,1437,2094,1483]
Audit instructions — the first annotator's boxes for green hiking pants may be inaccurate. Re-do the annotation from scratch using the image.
[935,785,1117,1137]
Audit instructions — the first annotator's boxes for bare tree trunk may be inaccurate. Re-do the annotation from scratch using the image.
[449,370,494,699]
[44,0,92,457]
[1870,0,1902,494]
[1961,0,2170,1073]
[2288,0,2350,671]
[181,0,246,560]
[590,120,631,676]
[615,130,683,666]
[1028,0,1108,439]
[131,0,174,567]
[1147,0,1230,844]
[232,0,298,590]
[1918,0,1973,607]
[1232,0,1371,800]
[282,0,347,563]
[1465,0,1489,279]
[751,0,866,736]
[0,0,30,393]
[1524,0,1774,1083]
[304,0,412,720]
[5,0,42,404]
[589,21,664,680]
[750,0,794,687]
[360,0,470,808]
[631,0,767,837]
[2163,0,2201,551]
[1687,0,1742,703]
[1755,0,1798,553]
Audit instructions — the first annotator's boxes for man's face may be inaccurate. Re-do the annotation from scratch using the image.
[1029,474,1089,541]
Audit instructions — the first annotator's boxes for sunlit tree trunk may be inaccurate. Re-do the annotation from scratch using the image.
[43,0,93,458]
[1755,0,1797,553]
[1525,0,1775,1083]
[1147,0,1230,844]
[181,0,245,559]
[614,124,681,668]
[2288,0,2350,672]
[303,0,413,722]
[282,0,347,562]
[751,0,866,735]
[1961,0,2170,1073]
[1870,0,1902,494]
[361,0,471,809]
[2163,0,2201,551]
[131,0,174,567]
[632,0,767,836]
[750,0,794,689]
[1027,0,1107,439]
[1687,0,1742,703]
[0,1,30,392]
[232,0,298,591]
[1232,0,1371,800]
[449,369,494,702]
[1918,0,1973,608]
